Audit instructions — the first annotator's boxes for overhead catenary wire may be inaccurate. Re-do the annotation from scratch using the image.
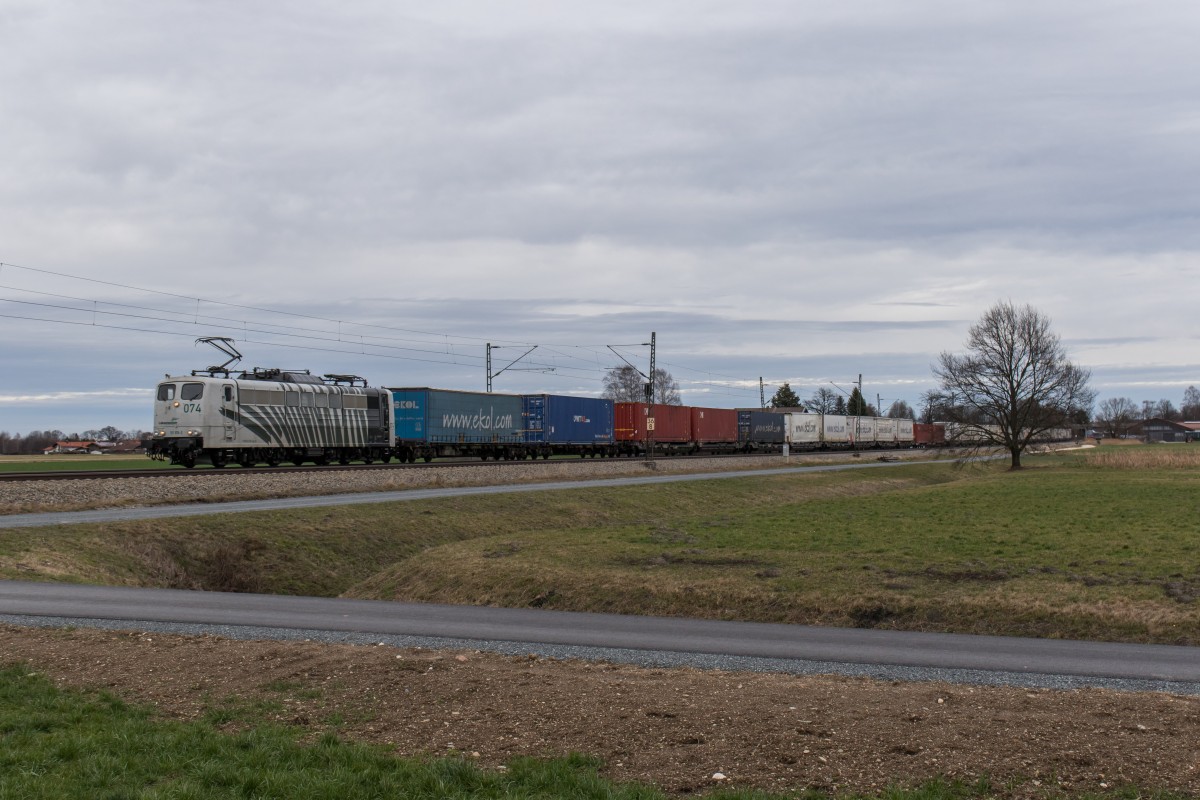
[0,261,765,401]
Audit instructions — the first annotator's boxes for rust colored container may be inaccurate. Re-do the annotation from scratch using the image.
[689,406,739,444]
[913,422,946,447]
[614,402,692,443]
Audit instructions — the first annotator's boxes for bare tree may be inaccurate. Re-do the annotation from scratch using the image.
[1096,397,1137,439]
[1152,399,1180,421]
[1182,386,1200,421]
[602,365,681,405]
[933,301,1095,469]
[886,400,915,419]
[808,387,838,414]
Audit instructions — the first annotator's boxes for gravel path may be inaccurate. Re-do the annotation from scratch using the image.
[5,612,1197,696]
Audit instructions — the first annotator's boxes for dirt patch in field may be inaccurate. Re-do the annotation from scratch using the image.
[2,624,1198,798]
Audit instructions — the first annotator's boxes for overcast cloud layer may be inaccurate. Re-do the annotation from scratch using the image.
[3,1,1199,434]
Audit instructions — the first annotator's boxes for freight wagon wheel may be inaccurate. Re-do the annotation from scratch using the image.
[423,455,433,463]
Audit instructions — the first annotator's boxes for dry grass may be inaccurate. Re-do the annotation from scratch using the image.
[1076,445,1200,469]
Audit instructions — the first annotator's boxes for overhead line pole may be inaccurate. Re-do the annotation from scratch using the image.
[647,331,656,459]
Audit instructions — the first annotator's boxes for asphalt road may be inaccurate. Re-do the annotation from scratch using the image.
[3,580,1198,693]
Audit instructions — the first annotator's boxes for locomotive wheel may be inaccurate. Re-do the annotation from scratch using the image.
[179,450,197,469]
[238,452,255,468]
[423,454,433,463]
[266,451,282,468]
[210,451,227,469]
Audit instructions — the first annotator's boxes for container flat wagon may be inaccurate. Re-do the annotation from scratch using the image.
[821,414,852,448]
[875,417,897,447]
[390,388,525,461]
[786,413,823,450]
[739,410,786,451]
[522,394,615,457]
[850,416,876,449]
[913,422,945,447]
[689,407,740,452]
[614,402,692,454]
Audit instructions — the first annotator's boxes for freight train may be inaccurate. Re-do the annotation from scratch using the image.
[147,369,1073,468]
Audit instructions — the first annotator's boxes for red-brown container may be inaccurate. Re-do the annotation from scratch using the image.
[913,422,946,447]
[689,406,739,444]
[614,402,692,443]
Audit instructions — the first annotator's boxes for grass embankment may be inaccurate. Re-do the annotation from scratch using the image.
[2,447,1198,644]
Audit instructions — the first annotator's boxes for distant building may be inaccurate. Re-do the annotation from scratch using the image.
[1141,419,1199,443]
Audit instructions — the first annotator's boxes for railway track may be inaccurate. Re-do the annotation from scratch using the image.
[0,450,837,482]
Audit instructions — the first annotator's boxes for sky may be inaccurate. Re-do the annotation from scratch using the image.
[3,1,1200,436]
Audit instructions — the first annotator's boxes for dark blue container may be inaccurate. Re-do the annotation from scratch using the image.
[523,395,614,444]
[738,410,787,445]
[390,388,524,444]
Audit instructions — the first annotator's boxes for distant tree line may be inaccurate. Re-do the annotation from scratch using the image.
[0,427,148,455]
[768,382,914,419]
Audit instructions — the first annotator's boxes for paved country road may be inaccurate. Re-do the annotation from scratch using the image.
[3,580,1198,695]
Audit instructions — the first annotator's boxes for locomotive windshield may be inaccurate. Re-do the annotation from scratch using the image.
[157,384,175,401]
[181,383,204,401]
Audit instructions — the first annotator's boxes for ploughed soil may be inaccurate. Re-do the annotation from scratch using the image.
[3,625,1198,798]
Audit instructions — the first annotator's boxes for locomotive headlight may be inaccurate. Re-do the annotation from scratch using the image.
[173,401,180,408]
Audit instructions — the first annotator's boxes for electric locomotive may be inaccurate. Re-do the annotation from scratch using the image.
[147,339,392,468]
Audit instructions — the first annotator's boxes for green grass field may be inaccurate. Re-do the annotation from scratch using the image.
[0,454,170,473]
[3,446,1198,644]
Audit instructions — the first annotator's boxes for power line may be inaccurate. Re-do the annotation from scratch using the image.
[0,261,764,399]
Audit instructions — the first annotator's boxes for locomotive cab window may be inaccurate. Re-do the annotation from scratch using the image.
[157,385,176,401]
[181,383,204,401]
[223,386,234,402]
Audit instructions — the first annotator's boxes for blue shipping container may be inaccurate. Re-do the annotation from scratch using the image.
[390,388,524,444]
[523,395,614,444]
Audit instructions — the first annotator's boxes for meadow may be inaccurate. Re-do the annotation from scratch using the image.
[2,445,1198,644]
